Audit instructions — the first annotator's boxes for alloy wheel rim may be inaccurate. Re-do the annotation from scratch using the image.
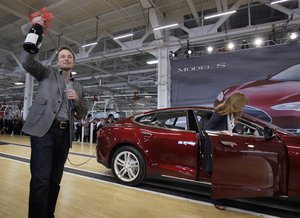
[114,151,140,182]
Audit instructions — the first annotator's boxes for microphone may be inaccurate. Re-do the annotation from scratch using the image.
[65,80,74,109]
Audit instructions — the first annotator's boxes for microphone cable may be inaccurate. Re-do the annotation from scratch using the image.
[67,150,96,166]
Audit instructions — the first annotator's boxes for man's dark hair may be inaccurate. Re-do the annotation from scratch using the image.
[56,46,75,60]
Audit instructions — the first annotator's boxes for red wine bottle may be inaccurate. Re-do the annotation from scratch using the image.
[23,23,44,54]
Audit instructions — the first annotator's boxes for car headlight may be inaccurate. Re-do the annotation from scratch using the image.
[271,102,300,111]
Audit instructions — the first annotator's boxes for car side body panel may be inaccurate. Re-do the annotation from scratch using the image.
[209,131,288,199]
[96,106,298,199]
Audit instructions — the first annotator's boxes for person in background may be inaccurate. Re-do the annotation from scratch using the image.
[21,41,87,217]
[206,92,248,210]
[106,114,115,124]
[83,114,92,142]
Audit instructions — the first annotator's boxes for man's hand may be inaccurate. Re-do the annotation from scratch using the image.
[65,89,79,101]
[32,16,44,26]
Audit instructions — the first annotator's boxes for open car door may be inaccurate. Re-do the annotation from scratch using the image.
[208,130,288,199]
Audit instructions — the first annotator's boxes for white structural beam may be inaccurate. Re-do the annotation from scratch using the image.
[186,0,201,26]
[140,0,163,39]
[215,0,222,12]
[140,0,170,108]
[156,47,170,108]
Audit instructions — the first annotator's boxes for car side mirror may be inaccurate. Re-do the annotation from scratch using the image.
[263,127,274,140]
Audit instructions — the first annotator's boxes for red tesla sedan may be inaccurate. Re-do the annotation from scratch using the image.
[215,63,300,135]
[96,107,300,199]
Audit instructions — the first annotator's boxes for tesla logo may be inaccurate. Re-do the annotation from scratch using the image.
[177,63,226,73]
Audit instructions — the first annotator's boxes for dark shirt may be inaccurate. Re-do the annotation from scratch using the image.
[206,112,228,131]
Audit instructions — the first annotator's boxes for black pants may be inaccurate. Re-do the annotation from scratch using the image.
[29,123,70,218]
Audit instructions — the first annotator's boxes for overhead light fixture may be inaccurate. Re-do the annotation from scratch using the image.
[226,42,235,50]
[170,51,176,58]
[270,0,290,4]
[113,33,134,40]
[204,10,236,20]
[207,46,214,53]
[186,40,193,56]
[253,37,264,47]
[81,16,99,48]
[153,23,178,31]
[289,32,298,40]
[14,82,24,85]
[146,60,158,65]
[81,42,98,48]
[240,40,250,49]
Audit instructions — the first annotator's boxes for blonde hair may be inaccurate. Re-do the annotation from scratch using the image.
[214,92,248,123]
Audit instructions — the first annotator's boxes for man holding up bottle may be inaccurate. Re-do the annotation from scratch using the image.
[21,15,87,218]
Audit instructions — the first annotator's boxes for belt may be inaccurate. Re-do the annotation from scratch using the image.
[53,119,69,129]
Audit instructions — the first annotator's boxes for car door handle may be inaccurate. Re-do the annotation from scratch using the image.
[247,144,255,149]
[178,141,196,146]
[141,131,152,137]
[220,141,238,147]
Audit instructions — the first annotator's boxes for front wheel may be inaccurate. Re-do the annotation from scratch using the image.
[111,146,145,186]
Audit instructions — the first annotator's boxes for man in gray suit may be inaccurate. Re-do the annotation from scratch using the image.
[21,46,87,218]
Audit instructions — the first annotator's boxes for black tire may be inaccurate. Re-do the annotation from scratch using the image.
[111,146,146,186]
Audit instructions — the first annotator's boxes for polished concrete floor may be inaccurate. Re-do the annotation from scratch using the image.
[0,135,277,218]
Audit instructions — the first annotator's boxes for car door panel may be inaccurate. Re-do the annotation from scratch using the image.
[208,132,287,199]
[138,125,198,179]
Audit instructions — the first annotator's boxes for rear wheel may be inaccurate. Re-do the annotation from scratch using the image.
[111,146,145,186]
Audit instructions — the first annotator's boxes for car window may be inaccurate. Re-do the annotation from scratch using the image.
[235,119,264,137]
[195,110,212,130]
[270,64,300,81]
[135,114,154,125]
[150,111,187,130]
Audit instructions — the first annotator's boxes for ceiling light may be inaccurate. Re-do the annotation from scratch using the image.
[226,42,235,50]
[204,10,236,20]
[81,42,98,48]
[170,51,176,58]
[289,32,298,40]
[253,37,264,47]
[71,71,77,75]
[270,0,290,4]
[207,46,213,53]
[146,60,158,65]
[113,33,134,40]
[153,23,178,31]
[240,40,249,49]
[14,82,24,85]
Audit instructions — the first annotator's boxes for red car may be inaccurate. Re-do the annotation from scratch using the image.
[215,63,300,135]
[96,107,300,199]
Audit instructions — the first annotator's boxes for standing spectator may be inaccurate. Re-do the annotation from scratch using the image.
[206,92,248,210]
[13,116,23,135]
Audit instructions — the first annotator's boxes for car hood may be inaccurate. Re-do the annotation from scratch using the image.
[227,80,300,107]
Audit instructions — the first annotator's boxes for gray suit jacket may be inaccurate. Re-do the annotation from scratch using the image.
[20,50,87,146]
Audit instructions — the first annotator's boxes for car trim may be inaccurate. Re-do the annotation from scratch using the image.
[161,174,211,186]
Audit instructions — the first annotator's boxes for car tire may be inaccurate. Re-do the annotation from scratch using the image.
[111,146,146,186]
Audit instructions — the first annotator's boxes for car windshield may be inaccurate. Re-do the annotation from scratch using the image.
[270,64,300,81]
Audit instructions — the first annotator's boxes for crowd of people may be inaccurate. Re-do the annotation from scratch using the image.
[0,115,24,135]
[0,112,117,143]
[74,114,117,143]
